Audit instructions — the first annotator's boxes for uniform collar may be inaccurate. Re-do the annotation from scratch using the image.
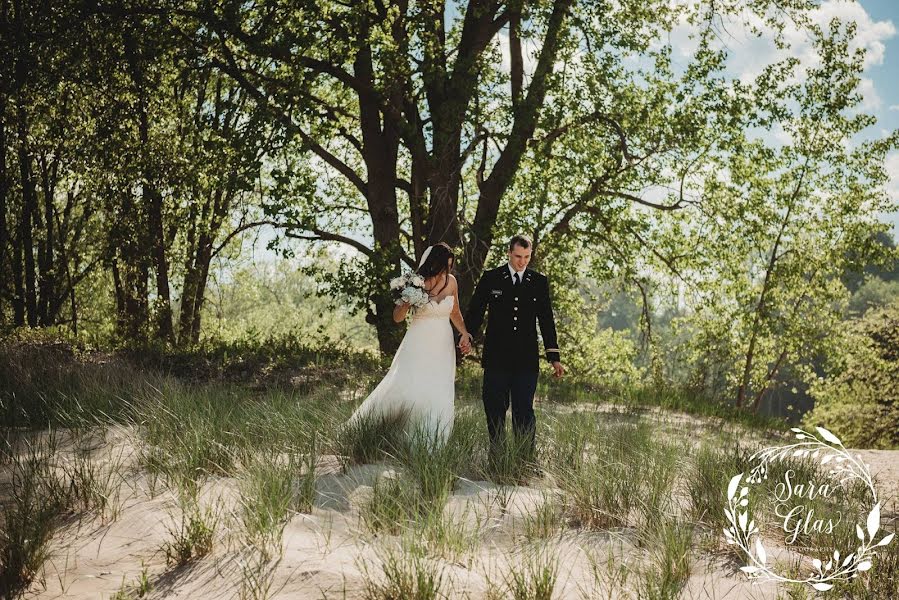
[507,263,525,278]
[504,263,531,284]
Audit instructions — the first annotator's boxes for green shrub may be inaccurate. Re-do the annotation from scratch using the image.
[803,301,899,449]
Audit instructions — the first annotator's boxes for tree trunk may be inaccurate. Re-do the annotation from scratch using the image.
[425,132,462,247]
[37,153,56,326]
[180,219,214,346]
[736,153,810,409]
[11,227,24,325]
[0,95,7,323]
[178,193,201,344]
[356,35,405,355]
[16,101,37,327]
[112,251,150,342]
[111,257,125,332]
[460,0,572,307]
[110,181,151,341]
[189,245,212,344]
[123,27,174,343]
[147,185,174,342]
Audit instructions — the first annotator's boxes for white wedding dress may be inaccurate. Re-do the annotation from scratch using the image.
[346,295,456,447]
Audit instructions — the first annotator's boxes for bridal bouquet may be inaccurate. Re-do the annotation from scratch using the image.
[390,272,429,307]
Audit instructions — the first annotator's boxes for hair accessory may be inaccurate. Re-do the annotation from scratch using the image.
[418,245,434,268]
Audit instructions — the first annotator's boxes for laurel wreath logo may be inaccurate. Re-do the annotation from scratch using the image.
[724,426,895,592]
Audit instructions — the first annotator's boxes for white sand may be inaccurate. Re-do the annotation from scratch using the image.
[14,412,899,600]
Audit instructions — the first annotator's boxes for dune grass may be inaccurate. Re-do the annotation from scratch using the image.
[0,432,70,595]
[359,535,448,600]
[501,546,560,600]
[3,337,898,599]
[161,489,219,567]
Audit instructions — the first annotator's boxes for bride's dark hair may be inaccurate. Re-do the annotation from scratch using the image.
[416,242,454,296]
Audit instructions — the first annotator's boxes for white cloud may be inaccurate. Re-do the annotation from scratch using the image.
[886,151,899,200]
[814,0,896,68]
[889,105,899,112]
[670,1,895,95]
[883,151,899,236]
[859,77,882,110]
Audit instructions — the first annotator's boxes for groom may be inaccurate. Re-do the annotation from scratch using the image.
[465,234,565,462]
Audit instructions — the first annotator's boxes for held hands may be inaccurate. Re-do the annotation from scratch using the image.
[458,332,474,355]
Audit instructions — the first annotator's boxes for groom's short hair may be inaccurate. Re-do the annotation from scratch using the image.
[508,234,532,251]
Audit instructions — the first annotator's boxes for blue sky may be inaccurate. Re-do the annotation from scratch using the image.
[663,0,899,233]
[858,0,899,233]
[862,0,899,132]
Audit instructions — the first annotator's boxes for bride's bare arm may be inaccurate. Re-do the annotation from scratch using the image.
[393,302,410,323]
[448,276,472,343]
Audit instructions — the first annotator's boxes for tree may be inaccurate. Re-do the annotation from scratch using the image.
[802,300,899,449]
[0,0,104,333]
[661,20,899,411]
[157,0,818,354]
[0,1,277,345]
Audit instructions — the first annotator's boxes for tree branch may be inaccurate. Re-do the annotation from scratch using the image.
[213,220,278,257]
[284,226,374,257]
[594,189,687,211]
[207,35,369,197]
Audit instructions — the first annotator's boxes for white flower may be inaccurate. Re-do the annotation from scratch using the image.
[389,276,405,290]
[400,286,429,307]
[410,274,424,287]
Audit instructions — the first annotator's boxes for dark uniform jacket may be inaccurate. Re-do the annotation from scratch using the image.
[465,265,561,372]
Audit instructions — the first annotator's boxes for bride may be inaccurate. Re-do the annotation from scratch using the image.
[345,243,473,448]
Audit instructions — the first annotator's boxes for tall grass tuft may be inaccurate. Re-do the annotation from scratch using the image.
[161,491,218,567]
[521,493,564,542]
[393,423,464,504]
[296,430,318,514]
[238,547,282,600]
[638,519,694,600]
[361,537,447,600]
[360,472,423,535]
[420,506,480,563]
[484,429,539,486]
[555,420,655,530]
[60,433,128,522]
[502,547,559,600]
[0,432,71,597]
[335,410,409,470]
[634,439,681,539]
[238,449,299,556]
[687,441,753,529]
[134,384,243,491]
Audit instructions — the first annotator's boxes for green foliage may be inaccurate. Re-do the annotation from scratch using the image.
[847,275,899,317]
[802,301,899,449]
[652,22,899,410]
[199,257,377,350]
[544,275,645,385]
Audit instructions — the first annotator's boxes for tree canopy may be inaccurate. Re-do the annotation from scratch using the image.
[1,0,897,413]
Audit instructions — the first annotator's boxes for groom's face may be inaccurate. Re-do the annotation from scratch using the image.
[508,244,532,272]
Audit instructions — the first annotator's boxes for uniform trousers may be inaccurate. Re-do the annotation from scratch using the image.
[482,368,539,459]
